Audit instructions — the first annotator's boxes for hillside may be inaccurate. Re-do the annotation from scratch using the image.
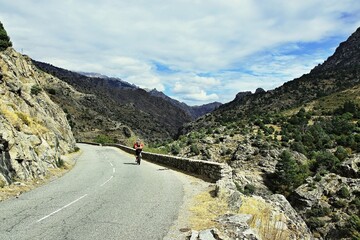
[0,47,76,186]
[179,27,360,135]
[32,61,193,142]
[161,27,360,239]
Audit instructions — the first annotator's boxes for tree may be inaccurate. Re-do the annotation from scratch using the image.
[0,21,12,51]
[270,150,309,196]
[334,146,348,162]
[314,151,340,172]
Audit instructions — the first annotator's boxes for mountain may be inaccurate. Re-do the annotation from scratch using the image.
[77,72,137,89]
[180,27,360,134]
[149,88,222,119]
[32,61,193,142]
[164,27,360,239]
[0,47,76,186]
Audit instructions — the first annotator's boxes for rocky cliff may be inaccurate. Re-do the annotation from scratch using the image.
[0,48,76,186]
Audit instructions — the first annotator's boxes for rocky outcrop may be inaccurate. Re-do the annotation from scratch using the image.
[255,88,265,94]
[340,154,360,178]
[234,91,252,101]
[207,177,313,240]
[291,173,360,239]
[0,48,76,185]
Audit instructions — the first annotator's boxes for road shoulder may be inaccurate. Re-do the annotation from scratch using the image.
[0,149,83,201]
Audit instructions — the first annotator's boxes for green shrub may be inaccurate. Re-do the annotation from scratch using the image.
[347,215,360,239]
[94,134,114,144]
[306,205,331,218]
[46,88,56,95]
[333,199,347,208]
[31,84,42,95]
[0,21,12,51]
[307,217,325,230]
[171,144,181,155]
[56,158,65,168]
[338,186,351,199]
[334,146,348,162]
[190,144,200,155]
[243,184,256,195]
[269,150,309,196]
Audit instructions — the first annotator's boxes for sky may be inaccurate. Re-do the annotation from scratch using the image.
[1,1,360,106]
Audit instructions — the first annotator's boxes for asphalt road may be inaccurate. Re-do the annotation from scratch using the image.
[0,144,184,240]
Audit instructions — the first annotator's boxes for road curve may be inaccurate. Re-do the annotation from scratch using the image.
[0,144,184,240]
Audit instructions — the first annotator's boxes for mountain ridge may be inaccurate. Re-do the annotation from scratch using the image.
[32,60,193,142]
[149,88,222,119]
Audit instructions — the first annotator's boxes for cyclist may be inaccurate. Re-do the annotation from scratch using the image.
[133,138,144,164]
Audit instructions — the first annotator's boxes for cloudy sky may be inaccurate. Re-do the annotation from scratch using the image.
[1,1,360,105]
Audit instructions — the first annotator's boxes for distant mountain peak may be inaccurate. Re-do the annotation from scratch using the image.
[312,26,360,72]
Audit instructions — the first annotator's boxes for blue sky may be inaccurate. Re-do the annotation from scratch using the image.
[1,0,360,105]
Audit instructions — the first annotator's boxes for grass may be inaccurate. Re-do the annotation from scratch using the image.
[188,188,292,240]
[189,189,229,230]
[239,196,291,240]
[0,103,22,129]
[0,101,48,134]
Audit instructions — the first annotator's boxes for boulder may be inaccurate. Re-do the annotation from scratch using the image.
[340,154,360,178]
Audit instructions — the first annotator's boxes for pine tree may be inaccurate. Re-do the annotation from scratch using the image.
[0,21,12,51]
[271,150,309,196]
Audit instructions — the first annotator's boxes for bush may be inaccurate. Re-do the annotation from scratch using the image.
[347,215,360,239]
[243,184,256,195]
[190,144,200,155]
[338,186,351,199]
[46,88,56,95]
[0,21,12,51]
[171,144,181,155]
[94,134,114,144]
[333,199,347,208]
[56,158,65,168]
[122,127,132,138]
[269,150,309,196]
[307,217,326,230]
[306,205,331,218]
[334,146,348,162]
[314,151,341,172]
[31,85,42,95]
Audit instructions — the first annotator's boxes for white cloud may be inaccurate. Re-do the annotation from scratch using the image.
[1,0,360,105]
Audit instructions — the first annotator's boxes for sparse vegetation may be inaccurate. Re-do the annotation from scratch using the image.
[94,134,115,144]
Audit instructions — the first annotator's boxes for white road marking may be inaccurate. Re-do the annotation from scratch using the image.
[36,194,88,223]
[100,175,113,187]
[108,161,113,167]
[113,168,115,173]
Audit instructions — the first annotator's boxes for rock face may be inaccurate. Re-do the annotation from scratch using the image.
[0,48,76,185]
[340,154,360,178]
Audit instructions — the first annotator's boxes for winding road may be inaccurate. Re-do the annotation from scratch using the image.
[0,144,184,240]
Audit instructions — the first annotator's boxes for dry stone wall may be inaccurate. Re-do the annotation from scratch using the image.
[107,143,231,182]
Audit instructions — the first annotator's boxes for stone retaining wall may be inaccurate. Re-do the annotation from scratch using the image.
[106,143,230,182]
